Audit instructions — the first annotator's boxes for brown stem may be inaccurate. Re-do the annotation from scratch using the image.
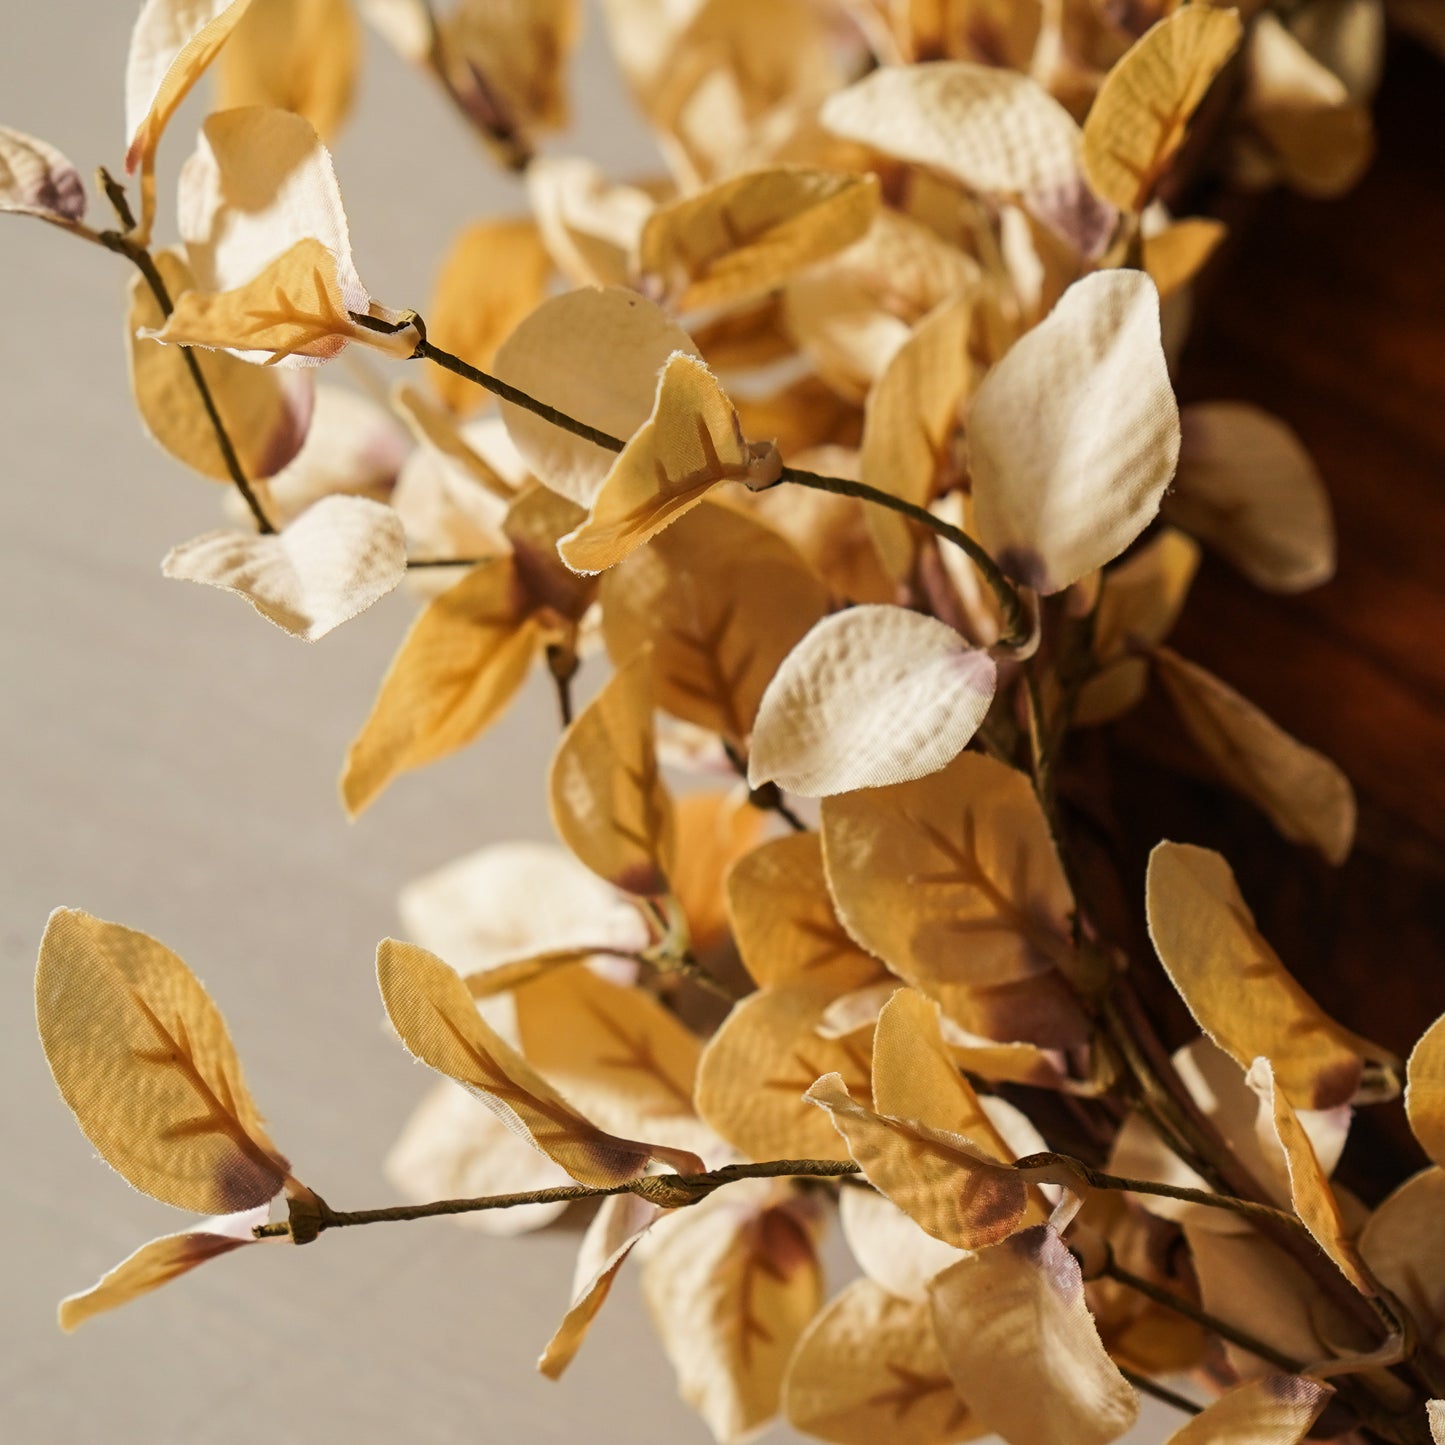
[1116,1366,1201,1418]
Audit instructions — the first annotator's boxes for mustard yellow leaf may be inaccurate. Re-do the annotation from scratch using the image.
[129,250,312,484]
[1168,402,1335,594]
[217,0,359,141]
[342,557,540,816]
[1152,648,1356,863]
[376,938,701,1187]
[642,1182,823,1442]
[0,126,85,223]
[1147,843,1396,1109]
[1407,1014,1445,1169]
[726,832,886,994]
[58,1206,270,1332]
[494,286,701,507]
[559,354,779,575]
[599,501,829,744]
[638,166,879,313]
[785,1278,983,1445]
[968,269,1179,594]
[821,750,1075,1000]
[820,62,1082,196]
[1143,217,1227,302]
[696,985,873,1163]
[36,908,288,1213]
[426,218,551,415]
[1081,5,1244,213]
[501,481,593,621]
[750,605,996,797]
[929,1226,1139,1445]
[549,651,675,897]
[668,791,765,959]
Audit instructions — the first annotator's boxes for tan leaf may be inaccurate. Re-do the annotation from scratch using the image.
[820,63,1082,196]
[642,1181,824,1442]
[1360,1167,1445,1361]
[837,1184,966,1304]
[538,1192,663,1378]
[821,750,1075,1002]
[749,606,996,797]
[1147,843,1396,1109]
[1081,5,1244,213]
[124,0,256,232]
[216,0,358,141]
[1143,217,1227,302]
[0,126,85,224]
[129,250,311,484]
[376,937,701,1187]
[638,166,879,312]
[1168,402,1335,593]
[1407,1014,1445,1168]
[929,1225,1139,1445]
[162,494,405,640]
[526,155,655,290]
[1165,1376,1332,1443]
[178,107,366,307]
[148,238,391,368]
[785,1278,982,1445]
[696,985,873,1162]
[58,1206,270,1332]
[669,791,766,959]
[968,269,1180,594]
[36,908,288,1213]
[549,651,675,897]
[559,354,780,575]
[385,1080,573,1236]
[726,832,886,993]
[1247,1057,1374,1293]
[501,480,593,620]
[1075,528,1200,726]
[858,292,973,580]
[1152,647,1356,863]
[341,558,540,816]
[426,218,551,415]
[599,501,830,743]
[494,287,701,506]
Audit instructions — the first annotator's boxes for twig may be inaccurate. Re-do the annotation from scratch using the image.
[720,739,807,832]
[1117,1367,1201,1418]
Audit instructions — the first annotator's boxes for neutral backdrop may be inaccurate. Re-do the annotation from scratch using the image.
[0,5,1169,1441]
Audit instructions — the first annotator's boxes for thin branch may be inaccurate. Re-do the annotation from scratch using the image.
[1116,1367,1201,1418]
[546,642,578,729]
[721,739,807,832]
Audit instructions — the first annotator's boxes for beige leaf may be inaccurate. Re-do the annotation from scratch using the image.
[549,651,675,897]
[148,238,392,368]
[1075,528,1200,726]
[785,1278,982,1445]
[837,1184,966,1304]
[929,1225,1139,1445]
[1152,647,1356,863]
[341,557,540,816]
[527,155,655,290]
[494,286,701,507]
[638,166,879,312]
[696,985,873,1162]
[58,1205,270,1332]
[0,126,85,223]
[1143,217,1227,302]
[968,269,1180,594]
[1164,1376,1333,1444]
[1434,1401,1445,1445]
[129,250,312,484]
[1360,1167,1445,1363]
[124,0,256,232]
[426,218,551,415]
[820,63,1082,197]
[1408,1014,1445,1169]
[858,292,973,580]
[1081,5,1244,213]
[599,501,829,744]
[1147,843,1396,1109]
[216,0,358,141]
[559,354,780,575]
[178,107,366,308]
[726,832,886,993]
[1168,402,1335,593]
[642,1181,823,1442]
[376,938,701,1187]
[749,606,996,797]
[392,382,518,506]
[36,908,288,1213]
[1247,1057,1374,1293]
[385,1080,573,1237]
[162,494,405,640]
[538,1192,663,1378]
[821,750,1075,1001]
